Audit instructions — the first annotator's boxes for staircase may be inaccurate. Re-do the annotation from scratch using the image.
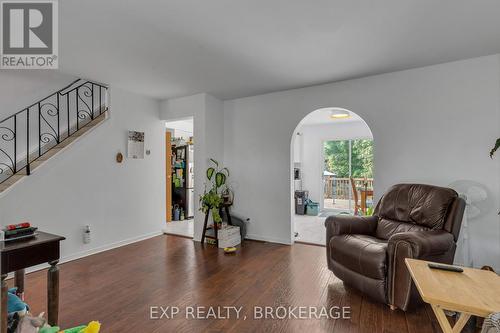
[0,79,109,193]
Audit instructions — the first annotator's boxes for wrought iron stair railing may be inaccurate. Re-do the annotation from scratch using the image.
[0,79,109,185]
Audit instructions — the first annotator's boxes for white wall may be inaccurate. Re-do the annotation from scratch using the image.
[160,93,224,241]
[0,86,165,262]
[297,121,372,205]
[224,55,500,269]
[0,71,76,119]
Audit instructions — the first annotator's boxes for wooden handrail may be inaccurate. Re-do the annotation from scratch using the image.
[324,177,373,200]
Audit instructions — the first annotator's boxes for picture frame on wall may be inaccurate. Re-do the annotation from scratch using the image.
[127,130,145,159]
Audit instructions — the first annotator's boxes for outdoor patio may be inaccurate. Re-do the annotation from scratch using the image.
[323,198,351,212]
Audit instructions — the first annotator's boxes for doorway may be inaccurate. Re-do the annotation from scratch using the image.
[291,107,374,245]
[163,117,194,238]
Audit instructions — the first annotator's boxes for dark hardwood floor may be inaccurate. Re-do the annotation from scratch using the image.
[9,235,471,332]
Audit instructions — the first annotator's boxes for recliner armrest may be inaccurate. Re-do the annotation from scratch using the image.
[388,230,454,258]
[387,229,456,310]
[324,214,378,273]
[325,215,378,240]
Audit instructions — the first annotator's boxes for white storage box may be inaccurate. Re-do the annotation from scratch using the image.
[218,234,241,248]
[217,225,240,239]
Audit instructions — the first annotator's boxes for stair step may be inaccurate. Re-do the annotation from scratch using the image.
[30,160,44,171]
[56,135,78,148]
[37,147,63,162]
[72,125,93,137]
[0,174,25,192]
[17,167,28,175]
[74,113,107,136]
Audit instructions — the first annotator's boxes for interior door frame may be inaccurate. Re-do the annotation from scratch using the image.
[166,131,172,222]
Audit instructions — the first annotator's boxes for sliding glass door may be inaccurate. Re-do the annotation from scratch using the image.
[323,139,373,213]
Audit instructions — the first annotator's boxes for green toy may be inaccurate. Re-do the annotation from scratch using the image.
[13,310,100,333]
[39,327,61,333]
[60,321,100,333]
[38,320,100,333]
[60,326,87,333]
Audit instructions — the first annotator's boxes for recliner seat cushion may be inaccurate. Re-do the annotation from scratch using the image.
[330,234,388,280]
[375,218,430,240]
[376,184,458,230]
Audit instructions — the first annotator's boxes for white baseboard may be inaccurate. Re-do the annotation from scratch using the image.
[188,233,291,245]
[6,230,163,279]
[245,233,292,245]
[61,230,163,263]
[162,228,194,239]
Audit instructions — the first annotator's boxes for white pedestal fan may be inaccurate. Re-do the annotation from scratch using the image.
[448,180,490,268]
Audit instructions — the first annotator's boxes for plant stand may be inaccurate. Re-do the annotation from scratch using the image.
[201,203,232,246]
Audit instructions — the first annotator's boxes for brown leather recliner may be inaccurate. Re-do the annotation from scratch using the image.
[325,184,465,311]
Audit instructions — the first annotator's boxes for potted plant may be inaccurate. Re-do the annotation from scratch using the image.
[200,159,231,226]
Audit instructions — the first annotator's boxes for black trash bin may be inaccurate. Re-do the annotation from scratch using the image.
[295,190,309,215]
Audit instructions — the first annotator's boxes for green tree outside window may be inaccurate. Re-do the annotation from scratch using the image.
[324,139,373,178]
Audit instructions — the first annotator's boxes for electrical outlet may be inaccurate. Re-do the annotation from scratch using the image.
[83,225,91,244]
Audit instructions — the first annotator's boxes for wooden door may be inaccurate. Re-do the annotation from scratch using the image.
[166,131,172,222]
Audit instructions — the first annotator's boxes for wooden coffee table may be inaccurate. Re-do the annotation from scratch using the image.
[405,258,500,333]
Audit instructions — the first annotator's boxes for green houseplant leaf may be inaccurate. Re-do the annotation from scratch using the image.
[206,167,215,180]
[490,138,500,158]
[215,172,226,188]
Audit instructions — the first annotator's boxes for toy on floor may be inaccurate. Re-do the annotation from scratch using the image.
[12,313,99,333]
[80,321,101,333]
[19,321,101,333]
[14,313,45,333]
[60,321,101,333]
[223,247,237,254]
[8,313,20,333]
[59,326,86,333]
[38,327,60,333]
[6,290,100,333]
[8,288,28,317]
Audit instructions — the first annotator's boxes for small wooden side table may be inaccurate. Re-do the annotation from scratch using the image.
[201,203,232,246]
[1,232,65,333]
[405,258,500,333]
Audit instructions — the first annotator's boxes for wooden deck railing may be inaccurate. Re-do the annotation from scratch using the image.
[324,177,373,200]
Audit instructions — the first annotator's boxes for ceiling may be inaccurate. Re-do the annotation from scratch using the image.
[300,108,364,126]
[60,0,500,100]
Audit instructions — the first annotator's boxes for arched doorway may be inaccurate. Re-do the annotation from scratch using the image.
[290,107,374,245]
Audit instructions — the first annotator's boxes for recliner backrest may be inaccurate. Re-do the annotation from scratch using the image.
[374,184,460,240]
